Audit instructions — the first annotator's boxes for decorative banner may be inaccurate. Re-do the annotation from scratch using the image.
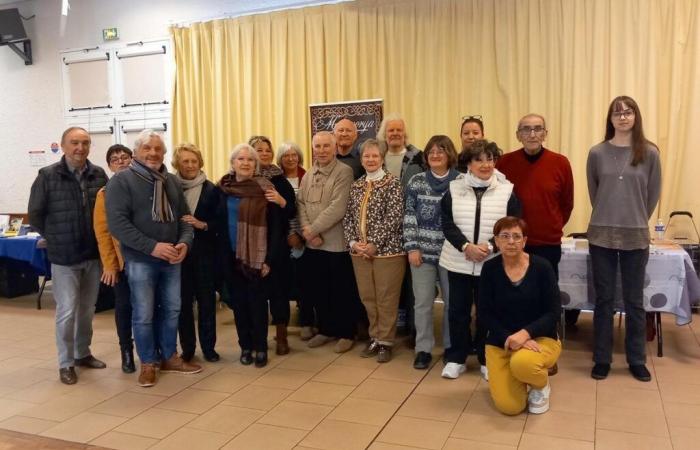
[309,99,383,147]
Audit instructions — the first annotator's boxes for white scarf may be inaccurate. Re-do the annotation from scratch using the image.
[177,171,207,214]
[465,168,507,188]
[365,168,386,181]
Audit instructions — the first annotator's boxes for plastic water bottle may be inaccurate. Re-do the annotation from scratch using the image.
[655,219,665,240]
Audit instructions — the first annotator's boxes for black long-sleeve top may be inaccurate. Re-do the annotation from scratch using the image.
[477,254,561,348]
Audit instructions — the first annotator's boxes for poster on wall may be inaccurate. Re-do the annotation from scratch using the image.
[309,99,383,151]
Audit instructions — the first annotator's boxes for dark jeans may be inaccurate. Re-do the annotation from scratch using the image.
[178,252,217,356]
[224,262,270,353]
[293,255,315,327]
[113,271,133,351]
[300,248,359,339]
[397,263,415,335]
[590,244,649,365]
[446,271,485,365]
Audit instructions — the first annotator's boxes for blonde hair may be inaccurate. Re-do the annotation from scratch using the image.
[171,143,204,172]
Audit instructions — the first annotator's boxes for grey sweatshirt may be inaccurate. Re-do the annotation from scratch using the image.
[586,141,661,230]
[105,168,194,263]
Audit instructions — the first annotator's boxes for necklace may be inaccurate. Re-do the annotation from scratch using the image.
[612,149,631,180]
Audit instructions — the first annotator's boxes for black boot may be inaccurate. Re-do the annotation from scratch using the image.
[121,348,136,373]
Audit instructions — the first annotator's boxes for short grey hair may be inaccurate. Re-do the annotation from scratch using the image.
[312,130,336,148]
[358,139,386,159]
[376,113,410,145]
[229,143,260,174]
[133,129,166,153]
[276,141,304,166]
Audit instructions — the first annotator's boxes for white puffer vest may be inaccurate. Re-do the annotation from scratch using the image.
[438,175,514,276]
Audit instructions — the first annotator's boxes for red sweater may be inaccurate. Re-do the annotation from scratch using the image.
[496,148,574,246]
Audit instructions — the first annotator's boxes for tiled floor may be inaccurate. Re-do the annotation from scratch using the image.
[0,288,699,449]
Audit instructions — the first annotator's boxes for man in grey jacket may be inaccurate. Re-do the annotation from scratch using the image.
[106,129,199,387]
[28,127,109,385]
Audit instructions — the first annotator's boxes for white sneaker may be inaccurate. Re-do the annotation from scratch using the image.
[528,381,551,414]
[441,362,466,379]
[480,365,489,381]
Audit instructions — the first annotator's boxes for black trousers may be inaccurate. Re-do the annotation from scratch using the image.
[113,271,133,351]
[268,255,291,326]
[178,252,217,355]
[224,265,270,353]
[526,244,577,324]
[294,255,316,327]
[301,249,359,339]
[446,271,485,365]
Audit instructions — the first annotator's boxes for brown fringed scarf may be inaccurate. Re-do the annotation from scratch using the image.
[129,159,174,223]
[219,173,273,279]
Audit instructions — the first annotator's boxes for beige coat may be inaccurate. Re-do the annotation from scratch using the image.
[297,158,353,252]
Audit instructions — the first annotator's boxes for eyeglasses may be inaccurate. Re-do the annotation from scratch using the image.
[612,109,635,119]
[462,115,483,121]
[109,155,131,164]
[496,232,524,242]
[517,126,546,135]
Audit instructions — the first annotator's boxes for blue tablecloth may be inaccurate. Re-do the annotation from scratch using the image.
[0,236,50,276]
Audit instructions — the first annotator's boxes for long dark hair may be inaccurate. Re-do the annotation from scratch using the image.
[604,96,657,166]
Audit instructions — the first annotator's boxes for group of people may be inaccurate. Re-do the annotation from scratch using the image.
[27,95,661,416]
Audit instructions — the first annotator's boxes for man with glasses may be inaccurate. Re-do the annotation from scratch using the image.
[496,114,575,330]
[28,127,109,385]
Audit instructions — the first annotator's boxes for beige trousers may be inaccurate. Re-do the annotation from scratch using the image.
[351,255,406,345]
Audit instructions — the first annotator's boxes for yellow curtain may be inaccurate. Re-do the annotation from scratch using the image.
[171,0,700,234]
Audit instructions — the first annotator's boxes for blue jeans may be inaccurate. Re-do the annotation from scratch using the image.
[126,260,182,364]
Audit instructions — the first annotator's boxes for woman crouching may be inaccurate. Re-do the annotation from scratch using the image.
[478,217,561,415]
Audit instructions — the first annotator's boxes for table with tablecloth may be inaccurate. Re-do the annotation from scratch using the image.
[0,235,50,307]
[558,242,700,355]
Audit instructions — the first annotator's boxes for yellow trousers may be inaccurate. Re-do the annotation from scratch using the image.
[485,337,561,415]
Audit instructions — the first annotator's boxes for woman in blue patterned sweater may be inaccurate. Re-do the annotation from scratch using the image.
[403,135,461,370]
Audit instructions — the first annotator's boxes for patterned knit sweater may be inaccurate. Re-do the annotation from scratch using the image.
[403,169,461,265]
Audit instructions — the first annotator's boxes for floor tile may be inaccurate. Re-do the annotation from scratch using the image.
[660,401,700,428]
[349,378,415,404]
[252,368,316,390]
[187,404,264,436]
[221,423,306,449]
[127,372,201,397]
[312,365,374,386]
[669,424,700,450]
[370,360,429,383]
[377,416,453,449]
[89,391,165,417]
[191,369,259,394]
[156,387,229,414]
[0,415,59,434]
[595,429,673,450]
[523,410,595,442]
[397,393,466,422]
[0,398,35,421]
[299,419,379,450]
[3,379,74,404]
[595,404,669,437]
[518,432,593,449]
[277,351,338,372]
[222,384,293,410]
[40,411,126,443]
[442,438,516,449]
[258,400,333,430]
[451,412,525,447]
[287,381,354,406]
[89,430,159,450]
[149,427,232,449]
[596,384,663,412]
[658,381,700,405]
[328,397,399,426]
[114,408,197,439]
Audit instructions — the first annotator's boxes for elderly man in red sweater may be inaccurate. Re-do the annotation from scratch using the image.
[496,114,576,328]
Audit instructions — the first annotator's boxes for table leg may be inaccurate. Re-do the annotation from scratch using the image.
[36,277,48,310]
[655,312,663,357]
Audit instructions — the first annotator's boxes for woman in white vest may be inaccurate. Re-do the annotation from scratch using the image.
[439,140,521,380]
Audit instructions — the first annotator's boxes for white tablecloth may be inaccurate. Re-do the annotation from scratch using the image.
[558,246,700,325]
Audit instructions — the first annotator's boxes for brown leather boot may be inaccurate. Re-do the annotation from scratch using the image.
[276,324,290,355]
